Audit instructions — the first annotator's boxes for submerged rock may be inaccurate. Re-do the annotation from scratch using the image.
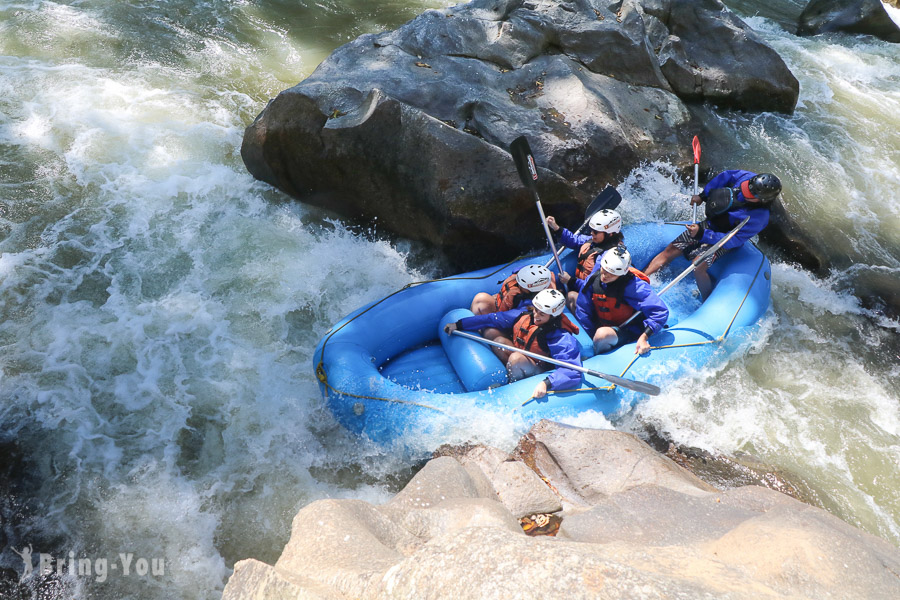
[223,420,900,600]
[798,0,900,42]
[242,0,798,266]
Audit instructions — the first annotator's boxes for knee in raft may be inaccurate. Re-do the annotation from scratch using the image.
[506,352,536,381]
[592,328,618,354]
[470,293,494,314]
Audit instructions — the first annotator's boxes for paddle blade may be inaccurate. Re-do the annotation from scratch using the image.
[692,135,701,164]
[510,135,539,190]
[591,371,661,396]
[585,186,622,219]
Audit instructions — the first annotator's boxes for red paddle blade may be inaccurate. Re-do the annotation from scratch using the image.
[692,135,701,164]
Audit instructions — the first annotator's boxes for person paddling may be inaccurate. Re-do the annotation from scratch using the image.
[470,264,559,315]
[446,289,582,399]
[572,247,668,355]
[644,170,781,299]
[545,209,625,310]
[470,264,560,343]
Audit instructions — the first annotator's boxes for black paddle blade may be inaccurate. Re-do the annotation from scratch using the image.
[594,371,661,396]
[510,135,538,190]
[586,186,622,219]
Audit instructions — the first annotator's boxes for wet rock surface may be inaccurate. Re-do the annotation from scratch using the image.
[223,420,900,600]
[798,0,900,42]
[242,0,799,268]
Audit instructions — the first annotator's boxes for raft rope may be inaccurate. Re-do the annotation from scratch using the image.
[315,363,448,413]
[315,247,766,403]
[314,255,532,409]
[615,251,767,383]
[526,250,766,397]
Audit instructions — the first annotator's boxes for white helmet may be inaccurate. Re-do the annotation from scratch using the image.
[588,209,622,234]
[515,264,552,293]
[532,289,565,317]
[600,247,631,276]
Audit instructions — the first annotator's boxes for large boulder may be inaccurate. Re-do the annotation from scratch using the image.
[641,0,800,112]
[223,420,900,600]
[242,0,799,266]
[798,0,900,42]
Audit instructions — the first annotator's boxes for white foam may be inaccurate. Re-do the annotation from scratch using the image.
[2,2,900,598]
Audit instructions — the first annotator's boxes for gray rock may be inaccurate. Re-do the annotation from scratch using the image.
[798,0,900,42]
[223,422,900,600]
[558,484,759,545]
[361,526,763,600]
[491,459,563,517]
[759,197,826,271]
[380,497,522,540]
[242,0,799,266]
[448,444,562,516]
[449,444,511,499]
[659,440,829,507]
[223,559,341,600]
[643,0,801,112]
[519,420,716,505]
[275,499,419,599]
[704,496,900,599]
[386,455,487,511]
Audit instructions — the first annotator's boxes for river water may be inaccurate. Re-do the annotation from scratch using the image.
[0,1,897,598]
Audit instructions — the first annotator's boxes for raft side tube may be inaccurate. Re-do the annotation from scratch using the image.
[438,309,508,392]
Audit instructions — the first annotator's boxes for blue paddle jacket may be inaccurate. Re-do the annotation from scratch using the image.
[557,227,592,250]
[699,170,771,250]
[456,308,582,391]
[572,261,669,339]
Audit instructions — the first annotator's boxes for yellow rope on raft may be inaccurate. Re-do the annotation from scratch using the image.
[315,362,446,414]
[612,252,766,383]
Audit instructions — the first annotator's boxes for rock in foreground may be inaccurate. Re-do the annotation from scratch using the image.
[222,421,900,600]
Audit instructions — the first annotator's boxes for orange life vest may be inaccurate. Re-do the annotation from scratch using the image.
[575,238,623,280]
[511,311,580,357]
[576,243,601,281]
[494,272,559,312]
[589,268,650,328]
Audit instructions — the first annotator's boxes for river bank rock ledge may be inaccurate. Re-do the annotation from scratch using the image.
[222,421,900,600]
[242,0,799,266]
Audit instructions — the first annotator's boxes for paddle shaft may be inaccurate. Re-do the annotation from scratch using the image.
[534,193,564,273]
[618,215,752,330]
[543,187,622,269]
[510,136,564,273]
[691,136,701,224]
[450,329,660,396]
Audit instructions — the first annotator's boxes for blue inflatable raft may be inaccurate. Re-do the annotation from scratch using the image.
[313,222,771,445]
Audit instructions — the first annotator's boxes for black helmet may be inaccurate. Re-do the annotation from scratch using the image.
[748,173,781,201]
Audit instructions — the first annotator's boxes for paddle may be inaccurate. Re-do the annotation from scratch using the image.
[543,186,623,269]
[575,186,623,234]
[449,329,661,396]
[510,136,564,274]
[691,136,701,223]
[618,215,752,330]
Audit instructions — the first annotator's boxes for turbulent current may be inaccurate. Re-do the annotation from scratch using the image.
[0,1,897,598]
